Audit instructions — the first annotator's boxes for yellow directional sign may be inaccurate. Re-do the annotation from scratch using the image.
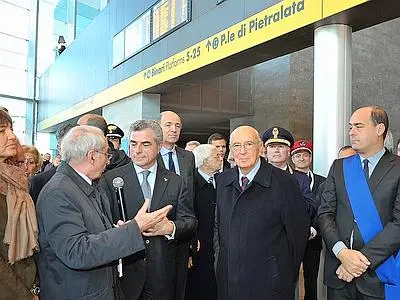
[323,0,370,18]
[39,0,380,130]
[39,0,323,130]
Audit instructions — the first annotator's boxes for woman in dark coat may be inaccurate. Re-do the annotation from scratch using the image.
[185,144,222,300]
[0,108,39,299]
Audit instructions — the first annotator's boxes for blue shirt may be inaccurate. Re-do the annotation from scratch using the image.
[160,146,181,175]
[359,147,386,177]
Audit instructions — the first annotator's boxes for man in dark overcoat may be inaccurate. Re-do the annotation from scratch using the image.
[214,126,310,300]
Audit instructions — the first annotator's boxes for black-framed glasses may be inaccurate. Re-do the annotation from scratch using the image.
[230,141,261,152]
[95,150,113,160]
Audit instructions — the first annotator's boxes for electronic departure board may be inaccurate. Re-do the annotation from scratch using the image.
[152,0,189,41]
[125,11,151,58]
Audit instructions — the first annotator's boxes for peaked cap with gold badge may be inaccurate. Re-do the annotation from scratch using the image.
[261,126,294,148]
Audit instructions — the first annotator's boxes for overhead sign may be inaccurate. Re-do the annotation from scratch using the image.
[39,0,375,130]
[40,0,323,130]
[142,0,321,85]
[323,0,369,18]
[152,0,190,41]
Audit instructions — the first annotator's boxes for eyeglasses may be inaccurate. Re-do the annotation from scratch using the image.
[230,141,261,152]
[95,150,113,160]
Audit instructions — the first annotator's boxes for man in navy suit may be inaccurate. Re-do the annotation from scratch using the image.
[318,106,400,299]
[101,120,196,300]
[158,111,196,299]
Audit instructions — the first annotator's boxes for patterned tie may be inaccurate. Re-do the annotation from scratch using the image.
[168,151,176,173]
[141,170,152,200]
[363,159,370,179]
[241,176,249,191]
[208,176,214,188]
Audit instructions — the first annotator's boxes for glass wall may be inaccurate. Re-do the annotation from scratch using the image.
[0,96,34,145]
[0,0,31,98]
[0,0,109,148]
[76,0,108,38]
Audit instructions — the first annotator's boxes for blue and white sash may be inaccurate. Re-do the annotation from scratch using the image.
[343,154,400,299]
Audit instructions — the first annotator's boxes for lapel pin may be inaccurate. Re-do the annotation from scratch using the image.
[164,177,168,182]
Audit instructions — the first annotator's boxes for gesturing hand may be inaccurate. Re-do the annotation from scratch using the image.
[134,199,172,233]
[142,217,174,236]
[337,249,370,277]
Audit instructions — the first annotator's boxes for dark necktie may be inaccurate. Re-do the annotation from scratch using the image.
[308,173,312,186]
[168,151,176,173]
[208,176,214,188]
[141,170,152,200]
[363,159,370,179]
[241,176,249,191]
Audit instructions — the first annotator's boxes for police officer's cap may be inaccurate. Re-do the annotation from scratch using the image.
[261,126,294,148]
[106,124,124,139]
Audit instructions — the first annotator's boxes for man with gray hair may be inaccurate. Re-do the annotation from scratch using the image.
[185,140,200,152]
[186,144,222,300]
[36,125,172,300]
[100,120,196,300]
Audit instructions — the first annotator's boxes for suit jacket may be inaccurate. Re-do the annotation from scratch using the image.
[222,159,231,171]
[157,146,195,203]
[100,162,196,300]
[215,159,310,300]
[29,167,57,204]
[290,168,318,220]
[311,172,326,227]
[157,146,196,299]
[186,170,217,300]
[36,162,145,300]
[317,150,400,298]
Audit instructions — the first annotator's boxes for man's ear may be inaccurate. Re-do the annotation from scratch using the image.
[87,149,96,165]
[376,123,385,137]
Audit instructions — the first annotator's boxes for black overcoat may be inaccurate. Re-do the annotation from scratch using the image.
[215,159,310,300]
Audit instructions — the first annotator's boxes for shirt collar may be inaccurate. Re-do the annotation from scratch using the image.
[133,161,158,175]
[160,145,176,156]
[359,147,385,167]
[238,159,261,183]
[197,168,213,182]
[74,169,92,185]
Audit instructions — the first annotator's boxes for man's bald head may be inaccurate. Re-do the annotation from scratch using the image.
[77,114,107,135]
[230,126,263,175]
[160,111,182,148]
[230,126,259,142]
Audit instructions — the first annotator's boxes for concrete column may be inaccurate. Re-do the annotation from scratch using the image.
[103,93,160,150]
[313,24,352,177]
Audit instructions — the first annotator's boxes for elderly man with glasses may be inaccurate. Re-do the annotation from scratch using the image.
[36,125,172,300]
[214,125,310,300]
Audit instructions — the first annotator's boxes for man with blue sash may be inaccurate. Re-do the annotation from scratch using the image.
[318,106,400,300]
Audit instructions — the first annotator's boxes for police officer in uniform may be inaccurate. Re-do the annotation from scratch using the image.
[262,126,317,219]
[106,124,124,150]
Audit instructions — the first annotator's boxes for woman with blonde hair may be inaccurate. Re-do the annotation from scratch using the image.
[22,145,42,177]
[0,109,39,299]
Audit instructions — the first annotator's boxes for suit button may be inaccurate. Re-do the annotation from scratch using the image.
[145,239,150,244]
